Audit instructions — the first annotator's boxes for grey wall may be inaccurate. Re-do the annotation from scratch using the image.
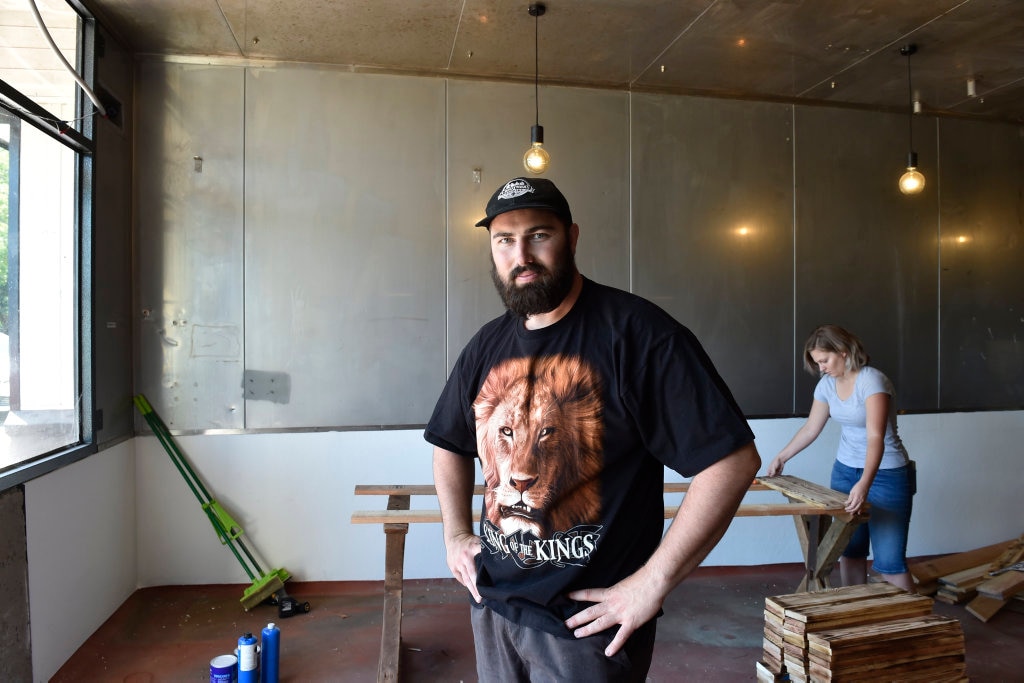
[939,118,1024,409]
[791,107,940,413]
[130,59,1024,431]
[0,486,31,681]
[93,26,135,444]
[631,95,795,416]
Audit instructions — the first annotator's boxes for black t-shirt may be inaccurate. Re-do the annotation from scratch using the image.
[424,277,754,637]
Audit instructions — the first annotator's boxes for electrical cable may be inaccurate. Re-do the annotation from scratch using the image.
[905,48,913,153]
[533,8,539,128]
[25,0,106,117]
[0,99,98,133]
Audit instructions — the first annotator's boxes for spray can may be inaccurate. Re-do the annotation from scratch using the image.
[260,622,281,683]
[237,632,258,683]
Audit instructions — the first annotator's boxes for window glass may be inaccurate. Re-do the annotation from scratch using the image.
[0,0,90,478]
[0,113,81,471]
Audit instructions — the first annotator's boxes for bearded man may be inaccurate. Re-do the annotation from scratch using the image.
[425,177,761,682]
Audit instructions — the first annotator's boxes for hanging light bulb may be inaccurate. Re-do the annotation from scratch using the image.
[524,124,550,174]
[899,152,925,195]
[523,3,549,175]
[898,44,925,195]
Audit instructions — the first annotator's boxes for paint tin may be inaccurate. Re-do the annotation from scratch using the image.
[209,654,237,683]
[237,632,258,683]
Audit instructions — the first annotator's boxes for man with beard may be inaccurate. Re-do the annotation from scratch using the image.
[425,177,761,682]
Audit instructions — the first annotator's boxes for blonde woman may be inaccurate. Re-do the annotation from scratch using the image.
[767,325,915,592]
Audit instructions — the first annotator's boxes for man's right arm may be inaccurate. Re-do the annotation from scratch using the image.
[433,446,482,602]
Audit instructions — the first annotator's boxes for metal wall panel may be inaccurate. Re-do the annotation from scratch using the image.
[631,94,795,416]
[445,81,630,368]
[243,69,447,427]
[793,107,939,413]
[939,119,1024,409]
[93,27,134,442]
[134,62,246,430]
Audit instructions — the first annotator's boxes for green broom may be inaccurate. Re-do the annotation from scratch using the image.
[133,394,290,610]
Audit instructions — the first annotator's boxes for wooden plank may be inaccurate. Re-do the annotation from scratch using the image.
[809,634,965,665]
[766,583,905,617]
[806,615,962,652]
[987,533,1024,571]
[807,654,965,682]
[804,514,866,590]
[937,563,991,589]
[977,570,1024,599]
[965,593,1009,622]
[755,660,786,681]
[668,502,847,517]
[378,494,408,683]
[908,539,1016,584]
[355,481,772,496]
[356,484,462,496]
[352,501,849,525]
[353,509,458,524]
[378,589,402,682]
[783,593,934,631]
[758,475,849,508]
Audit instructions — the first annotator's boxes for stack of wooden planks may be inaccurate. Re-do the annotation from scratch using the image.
[805,614,965,681]
[760,582,965,682]
[910,535,1024,622]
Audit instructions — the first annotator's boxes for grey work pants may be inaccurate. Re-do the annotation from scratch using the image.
[471,604,657,683]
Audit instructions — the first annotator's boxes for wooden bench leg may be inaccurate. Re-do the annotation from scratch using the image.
[378,495,410,683]
[808,514,866,589]
[791,513,867,592]
[791,513,825,592]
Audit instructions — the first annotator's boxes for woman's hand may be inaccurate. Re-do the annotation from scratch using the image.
[766,455,787,477]
[845,480,870,514]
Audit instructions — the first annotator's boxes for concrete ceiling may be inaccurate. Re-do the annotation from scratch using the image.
[8,1,1024,124]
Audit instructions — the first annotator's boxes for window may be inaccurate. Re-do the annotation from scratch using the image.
[0,0,96,484]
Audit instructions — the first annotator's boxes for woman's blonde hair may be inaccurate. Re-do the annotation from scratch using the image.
[802,324,870,376]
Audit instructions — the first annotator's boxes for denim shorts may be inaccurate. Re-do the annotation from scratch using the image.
[830,461,914,575]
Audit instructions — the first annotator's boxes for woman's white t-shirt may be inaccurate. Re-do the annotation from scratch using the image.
[813,365,910,470]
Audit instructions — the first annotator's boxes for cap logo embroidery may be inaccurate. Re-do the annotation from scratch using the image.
[496,179,535,201]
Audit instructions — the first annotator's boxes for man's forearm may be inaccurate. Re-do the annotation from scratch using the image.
[432,446,477,541]
[642,442,761,593]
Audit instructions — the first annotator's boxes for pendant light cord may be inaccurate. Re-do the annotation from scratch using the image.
[905,49,914,152]
[534,9,540,127]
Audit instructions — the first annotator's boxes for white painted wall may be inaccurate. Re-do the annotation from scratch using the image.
[24,440,137,682]
[131,411,1024,585]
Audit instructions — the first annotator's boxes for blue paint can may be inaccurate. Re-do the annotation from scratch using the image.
[260,622,281,683]
[209,654,237,683]
[237,632,258,683]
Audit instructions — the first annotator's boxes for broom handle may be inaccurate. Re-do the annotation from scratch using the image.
[134,394,266,578]
[134,395,216,504]
[205,507,257,581]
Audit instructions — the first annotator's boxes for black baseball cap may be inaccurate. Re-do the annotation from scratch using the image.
[475,177,573,228]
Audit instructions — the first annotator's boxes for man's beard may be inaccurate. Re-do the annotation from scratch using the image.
[490,244,577,319]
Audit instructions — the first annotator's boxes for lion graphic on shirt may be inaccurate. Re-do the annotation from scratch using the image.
[473,355,603,539]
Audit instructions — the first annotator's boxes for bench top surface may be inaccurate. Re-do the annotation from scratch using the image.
[354,482,769,496]
[354,476,843,505]
[352,475,856,524]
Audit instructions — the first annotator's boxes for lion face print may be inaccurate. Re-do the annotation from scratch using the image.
[473,355,603,541]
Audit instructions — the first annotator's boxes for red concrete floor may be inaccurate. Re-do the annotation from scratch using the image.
[53,563,1024,682]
